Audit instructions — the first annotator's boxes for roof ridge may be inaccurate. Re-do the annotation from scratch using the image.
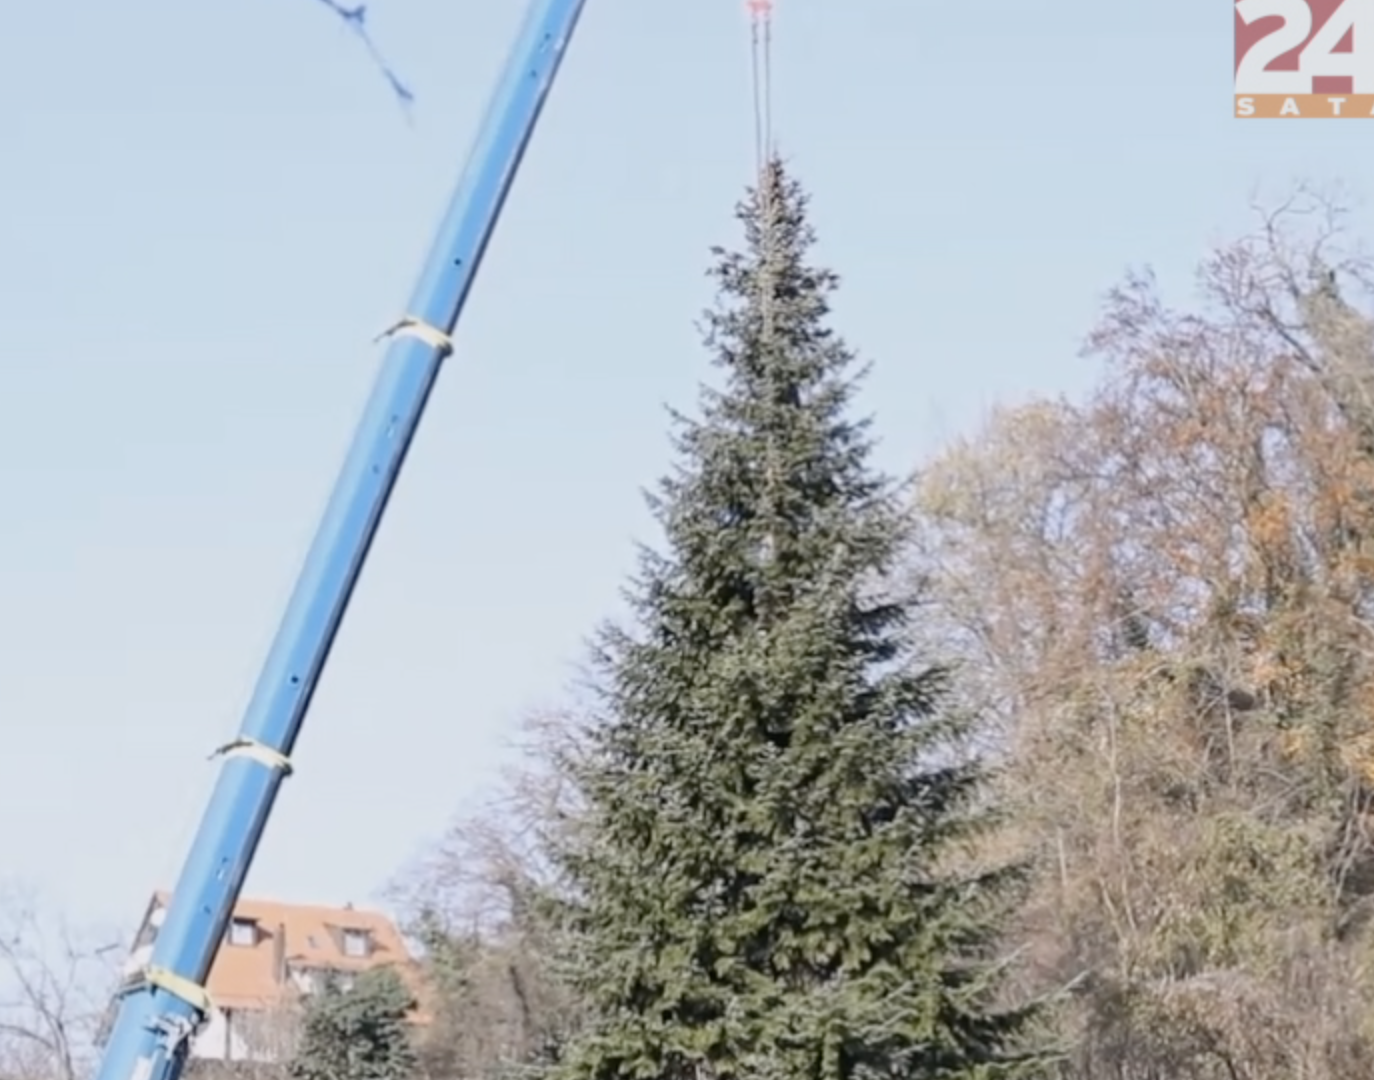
[148,890,397,919]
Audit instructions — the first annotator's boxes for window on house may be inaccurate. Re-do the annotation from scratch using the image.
[341,928,370,958]
[227,917,257,947]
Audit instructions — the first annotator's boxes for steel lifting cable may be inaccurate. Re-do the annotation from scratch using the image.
[747,0,783,575]
[748,0,771,173]
[747,0,776,343]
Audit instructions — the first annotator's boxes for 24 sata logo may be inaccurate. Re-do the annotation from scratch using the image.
[1235,0,1374,116]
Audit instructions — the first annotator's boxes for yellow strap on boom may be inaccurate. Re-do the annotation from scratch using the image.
[210,738,293,775]
[143,966,211,1014]
[375,314,454,357]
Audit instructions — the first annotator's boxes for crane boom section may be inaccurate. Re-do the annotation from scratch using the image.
[93,5,588,1080]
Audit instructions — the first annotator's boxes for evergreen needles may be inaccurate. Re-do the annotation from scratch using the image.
[552,161,1046,1080]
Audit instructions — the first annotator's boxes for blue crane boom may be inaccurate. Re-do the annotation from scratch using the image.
[93,4,588,1080]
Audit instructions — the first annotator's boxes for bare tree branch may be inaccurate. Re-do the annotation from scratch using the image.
[0,884,121,1080]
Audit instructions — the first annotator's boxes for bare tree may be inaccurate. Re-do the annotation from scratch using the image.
[389,710,587,1080]
[0,885,120,1080]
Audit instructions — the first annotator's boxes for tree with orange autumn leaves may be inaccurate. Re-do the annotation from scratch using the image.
[910,193,1374,1079]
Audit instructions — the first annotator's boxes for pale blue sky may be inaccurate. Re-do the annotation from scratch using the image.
[0,0,1364,935]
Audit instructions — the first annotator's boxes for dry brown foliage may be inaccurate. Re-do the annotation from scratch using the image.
[911,192,1374,1080]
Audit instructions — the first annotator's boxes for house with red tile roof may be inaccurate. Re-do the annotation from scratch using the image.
[110,892,425,1063]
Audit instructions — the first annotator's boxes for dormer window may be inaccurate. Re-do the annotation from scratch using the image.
[227,917,257,947]
[341,928,370,958]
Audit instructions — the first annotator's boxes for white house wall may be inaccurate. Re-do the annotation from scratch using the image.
[189,1009,230,1060]
[188,1008,283,1062]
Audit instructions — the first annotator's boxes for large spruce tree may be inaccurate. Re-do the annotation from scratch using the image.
[554,160,1043,1080]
